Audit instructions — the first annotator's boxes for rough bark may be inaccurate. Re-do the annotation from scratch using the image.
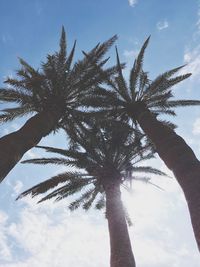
[132,102,200,251]
[0,109,62,182]
[104,179,136,267]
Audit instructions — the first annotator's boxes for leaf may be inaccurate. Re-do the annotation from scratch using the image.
[129,36,150,98]
[17,172,83,199]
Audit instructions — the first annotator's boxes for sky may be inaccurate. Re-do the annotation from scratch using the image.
[0,0,200,266]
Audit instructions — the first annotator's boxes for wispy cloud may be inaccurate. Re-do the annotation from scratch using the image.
[196,2,200,33]
[182,45,200,81]
[1,34,13,44]
[35,1,43,16]
[192,117,200,135]
[0,211,12,261]
[179,6,200,85]
[123,49,138,59]
[0,176,199,267]
[156,20,169,31]
[128,0,138,7]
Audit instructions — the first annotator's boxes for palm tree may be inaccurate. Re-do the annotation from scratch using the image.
[83,37,200,251]
[0,27,117,182]
[17,121,167,267]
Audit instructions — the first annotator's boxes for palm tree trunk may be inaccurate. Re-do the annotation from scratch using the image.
[0,109,62,182]
[104,180,136,267]
[133,102,200,251]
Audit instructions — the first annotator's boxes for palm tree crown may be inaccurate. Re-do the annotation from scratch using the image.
[0,27,117,130]
[83,37,200,251]
[82,37,200,126]
[17,121,166,208]
[17,120,168,267]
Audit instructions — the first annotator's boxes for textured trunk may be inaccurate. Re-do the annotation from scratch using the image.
[104,180,136,267]
[0,109,62,182]
[133,103,200,251]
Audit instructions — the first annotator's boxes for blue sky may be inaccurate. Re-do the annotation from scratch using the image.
[0,0,200,266]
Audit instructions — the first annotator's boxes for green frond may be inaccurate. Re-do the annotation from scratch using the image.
[146,91,173,108]
[167,100,200,107]
[82,188,99,210]
[17,172,83,199]
[42,177,93,203]
[95,194,106,210]
[115,47,130,101]
[130,166,168,177]
[167,73,192,87]
[59,26,67,61]
[21,157,77,167]
[69,188,95,211]
[0,106,34,123]
[133,152,155,165]
[129,36,150,98]
[91,35,118,64]
[133,176,164,190]
[66,40,76,71]
[18,58,37,75]
[150,108,176,116]
[155,73,191,96]
[3,77,27,89]
[143,65,187,98]
[137,70,149,99]
[35,145,79,158]
[0,88,33,104]
[160,65,187,79]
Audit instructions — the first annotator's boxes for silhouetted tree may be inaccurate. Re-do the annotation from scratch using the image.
[0,27,117,182]
[83,37,200,251]
[17,121,167,267]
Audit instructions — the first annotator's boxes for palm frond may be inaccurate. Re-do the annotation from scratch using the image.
[17,172,83,199]
[66,40,76,71]
[82,188,99,210]
[69,188,95,211]
[0,88,32,104]
[129,36,150,98]
[143,65,188,98]
[18,58,38,75]
[167,100,200,107]
[40,177,93,203]
[58,26,67,61]
[95,194,106,210]
[0,106,34,123]
[130,166,168,177]
[35,145,82,158]
[87,35,118,64]
[115,47,130,101]
[21,157,77,166]
[133,176,164,190]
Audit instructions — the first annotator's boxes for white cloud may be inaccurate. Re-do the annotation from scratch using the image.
[0,175,199,267]
[1,34,13,44]
[0,122,21,138]
[196,3,200,33]
[128,0,138,7]
[180,5,200,81]
[157,20,169,31]
[2,200,110,267]
[192,117,200,135]
[182,45,200,81]
[0,211,12,261]
[24,150,39,160]
[123,49,138,59]
[12,181,24,195]
[122,48,139,78]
